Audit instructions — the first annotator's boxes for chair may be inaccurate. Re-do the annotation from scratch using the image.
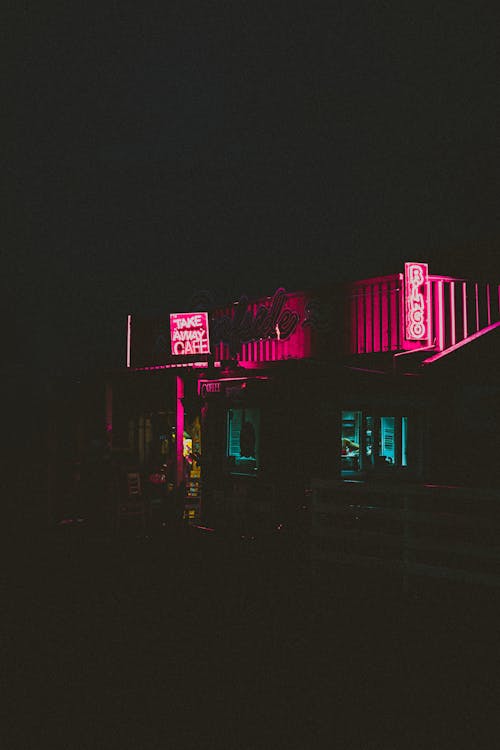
[114,472,148,533]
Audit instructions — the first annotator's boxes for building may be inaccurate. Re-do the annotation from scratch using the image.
[105,262,500,531]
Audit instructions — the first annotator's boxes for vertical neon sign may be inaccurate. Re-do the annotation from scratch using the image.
[404,262,429,341]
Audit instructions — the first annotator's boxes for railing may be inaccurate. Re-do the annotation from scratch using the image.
[311,479,500,588]
[347,274,500,356]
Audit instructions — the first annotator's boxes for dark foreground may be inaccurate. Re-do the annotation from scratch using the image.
[3,524,500,749]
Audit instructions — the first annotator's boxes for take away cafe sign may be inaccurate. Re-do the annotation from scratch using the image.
[170,312,211,355]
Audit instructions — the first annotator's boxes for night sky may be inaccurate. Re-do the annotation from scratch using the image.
[6,3,500,378]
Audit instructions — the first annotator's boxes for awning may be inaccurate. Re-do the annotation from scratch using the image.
[420,321,500,381]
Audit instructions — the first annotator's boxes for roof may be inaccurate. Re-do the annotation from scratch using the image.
[420,321,500,383]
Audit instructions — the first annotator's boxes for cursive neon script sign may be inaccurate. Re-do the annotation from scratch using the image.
[405,262,429,340]
[170,312,211,355]
[211,288,301,355]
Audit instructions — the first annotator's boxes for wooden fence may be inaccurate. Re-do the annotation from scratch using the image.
[311,479,500,589]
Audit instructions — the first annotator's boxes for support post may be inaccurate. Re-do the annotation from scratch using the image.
[105,381,113,451]
[176,375,185,487]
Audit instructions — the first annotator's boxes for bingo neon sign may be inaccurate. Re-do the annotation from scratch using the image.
[170,312,211,356]
[404,262,429,340]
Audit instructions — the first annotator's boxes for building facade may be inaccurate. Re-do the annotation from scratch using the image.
[105,263,500,531]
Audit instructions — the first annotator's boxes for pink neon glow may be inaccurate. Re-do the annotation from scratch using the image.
[126,314,131,368]
[437,280,445,350]
[211,290,311,364]
[381,281,389,351]
[373,283,380,352]
[391,277,398,346]
[348,275,408,354]
[176,376,184,487]
[131,362,208,372]
[346,268,499,358]
[198,375,269,396]
[346,366,387,375]
[393,342,435,365]
[365,282,373,353]
[128,272,498,371]
[404,262,429,340]
[356,284,365,352]
[425,274,500,356]
[170,312,210,356]
[462,282,468,339]
[449,282,455,346]
[200,376,268,382]
[421,321,500,364]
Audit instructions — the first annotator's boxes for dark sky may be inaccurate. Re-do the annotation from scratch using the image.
[5,3,500,378]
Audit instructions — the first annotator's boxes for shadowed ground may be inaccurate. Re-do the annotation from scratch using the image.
[2,524,499,749]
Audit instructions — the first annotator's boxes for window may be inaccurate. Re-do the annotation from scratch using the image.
[227,408,260,475]
[341,411,408,474]
[341,411,361,471]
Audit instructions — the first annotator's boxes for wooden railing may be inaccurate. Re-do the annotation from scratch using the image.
[311,479,500,588]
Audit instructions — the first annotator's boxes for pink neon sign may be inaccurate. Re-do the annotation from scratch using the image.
[170,312,211,356]
[405,262,429,340]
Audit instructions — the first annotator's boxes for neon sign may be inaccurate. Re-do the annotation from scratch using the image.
[405,262,429,341]
[198,376,269,398]
[211,288,301,355]
[200,381,221,396]
[170,312,211,356]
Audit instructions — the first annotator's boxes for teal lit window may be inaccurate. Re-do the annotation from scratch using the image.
[341,411,408,474]
[227,408,260,475]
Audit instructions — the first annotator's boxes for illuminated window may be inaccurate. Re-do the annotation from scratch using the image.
[227,408,260,475]
[341,411,361,471]
[341,411,408,474]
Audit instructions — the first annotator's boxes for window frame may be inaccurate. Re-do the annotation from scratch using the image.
[341,409,410,477]
[226,406,261,476]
